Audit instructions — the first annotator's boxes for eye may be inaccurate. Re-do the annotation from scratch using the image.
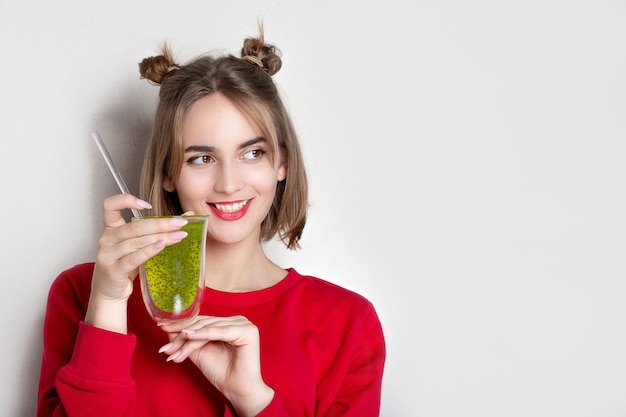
[186,154,214,165]
[242,148,267,160]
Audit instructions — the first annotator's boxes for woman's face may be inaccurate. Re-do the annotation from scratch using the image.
[165,93,286,246]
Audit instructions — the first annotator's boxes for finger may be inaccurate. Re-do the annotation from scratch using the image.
[185,322,255,344]
[102,194,152,228]
[99,226,188,265]
[115,216,189,243]
[186,316,252,332]
[168,321,258,363]
[157,316,251,356]
[98,215,188,253]
[164,338,208,363]
[178,316,256,347]
[158,315,231,333]
[157,327,203,361]
[98,238,167,280]
[156,316,198,331]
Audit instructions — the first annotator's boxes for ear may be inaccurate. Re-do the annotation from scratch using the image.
[277,147,287,182]
[163,177,176,192]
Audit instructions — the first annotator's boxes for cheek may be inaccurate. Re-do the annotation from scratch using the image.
[247,169,281,193]
[174,173,206,199]
[256,179,281,206]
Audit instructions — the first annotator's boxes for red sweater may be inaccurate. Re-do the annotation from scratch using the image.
[37,263,385,416]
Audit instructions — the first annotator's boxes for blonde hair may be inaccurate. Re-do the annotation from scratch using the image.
[138,29,308,249]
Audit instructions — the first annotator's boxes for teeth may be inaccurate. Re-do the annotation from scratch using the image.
[214,200,248,213]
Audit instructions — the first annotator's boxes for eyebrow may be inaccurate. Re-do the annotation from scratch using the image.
[184,137,267,153]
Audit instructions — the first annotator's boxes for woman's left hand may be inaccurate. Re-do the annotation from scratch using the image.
[158,316,275,417]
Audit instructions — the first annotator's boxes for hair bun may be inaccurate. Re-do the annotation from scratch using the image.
[241,35,282,76]
[139,44,180,85]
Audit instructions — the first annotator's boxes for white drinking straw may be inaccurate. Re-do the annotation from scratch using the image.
[92,131,142,218]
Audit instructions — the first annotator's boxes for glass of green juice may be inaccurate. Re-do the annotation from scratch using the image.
[134,214,209,322]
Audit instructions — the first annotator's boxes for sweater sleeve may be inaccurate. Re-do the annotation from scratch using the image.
[224,393,290,417]
[254,394,290,416]
[240,301,386,417]
[37,265,138,417]
[324,303,387,416]
[55,323,137,416]
[246,300,385,417]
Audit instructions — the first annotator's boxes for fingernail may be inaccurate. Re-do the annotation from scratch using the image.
[169,218,188,227]
[168,231,188,241]
[166,350,181,362]
[158,343,174,353]
[137,199,152,209]
[154,240,165,250]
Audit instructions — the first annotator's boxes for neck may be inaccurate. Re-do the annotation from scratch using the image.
[204,239,286,292]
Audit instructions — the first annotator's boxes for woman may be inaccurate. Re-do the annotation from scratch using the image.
[37,28,386,417]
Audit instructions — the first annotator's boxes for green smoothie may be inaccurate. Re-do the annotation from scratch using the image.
[141,216,208,315]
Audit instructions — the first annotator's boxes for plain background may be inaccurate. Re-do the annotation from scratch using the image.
[1,1,625,416]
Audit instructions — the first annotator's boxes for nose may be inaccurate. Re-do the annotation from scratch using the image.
[213,160,244,194]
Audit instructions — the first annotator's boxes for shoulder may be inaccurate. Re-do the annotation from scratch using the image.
[52,262,95,287]
[47,262,95,309]
[288,268,377,317]
[287,269,385,349]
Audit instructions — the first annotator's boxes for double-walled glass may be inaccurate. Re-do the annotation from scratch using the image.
[134,215,209,322]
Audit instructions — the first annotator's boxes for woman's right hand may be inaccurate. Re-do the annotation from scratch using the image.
[85,194,189,333]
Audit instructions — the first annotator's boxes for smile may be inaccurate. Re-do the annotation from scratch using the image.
[213,199,250,213]
[209,199,252,221]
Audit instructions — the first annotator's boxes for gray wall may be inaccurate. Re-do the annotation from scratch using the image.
[1,1,625,416]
